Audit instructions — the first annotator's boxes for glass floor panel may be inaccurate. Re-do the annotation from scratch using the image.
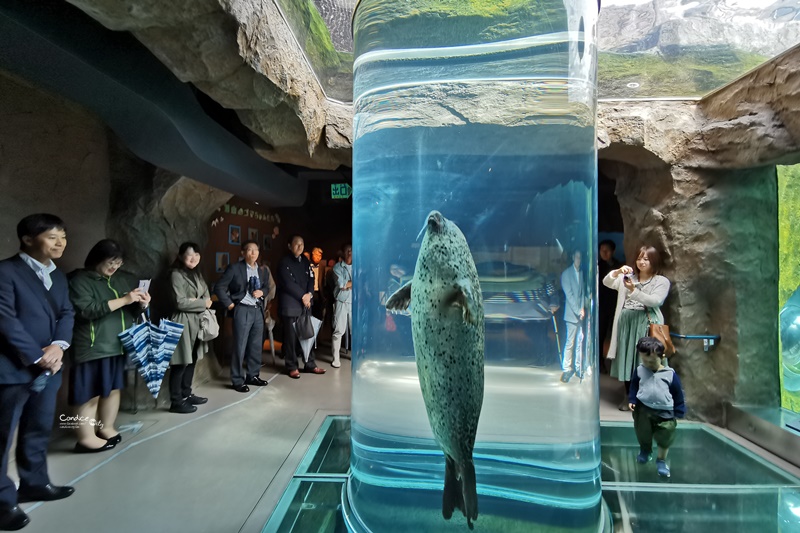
[263,418,800,532]
[600,422,800,486]
[294,416,351,477]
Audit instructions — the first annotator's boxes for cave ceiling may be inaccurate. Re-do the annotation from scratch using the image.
[64,0,800,170]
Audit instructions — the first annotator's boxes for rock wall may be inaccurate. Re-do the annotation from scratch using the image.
[106,140,233,278]
[696,45,800,169]
[0,70,110,271]
[600,155,779,422]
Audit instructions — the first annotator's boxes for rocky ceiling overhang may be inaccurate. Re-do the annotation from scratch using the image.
[13,1,800,176]
[66,0,353,171]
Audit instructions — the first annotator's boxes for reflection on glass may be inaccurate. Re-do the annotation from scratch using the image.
[780,288,800,394]
[597,0,797,98]
[348,1,602,531]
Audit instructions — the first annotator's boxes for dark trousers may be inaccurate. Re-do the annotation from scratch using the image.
[282,315,317,372]
[633,403,677,454]
[169,364,195,404]
[232,305,264,387]
[311,291,325,321]
[0,371,62,507]
[598,304,615,358]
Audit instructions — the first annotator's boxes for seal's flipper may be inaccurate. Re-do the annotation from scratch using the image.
[442,455,463,521]
[442,455,478,530]
[386,281,412,312]
[462,459,478,528]
[444,281,480,325]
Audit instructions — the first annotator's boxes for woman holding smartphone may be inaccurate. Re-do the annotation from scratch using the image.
[69,239,150,452]
[603,245,670,410]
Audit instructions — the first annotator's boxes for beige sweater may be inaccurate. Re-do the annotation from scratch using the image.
[602,271,670,359]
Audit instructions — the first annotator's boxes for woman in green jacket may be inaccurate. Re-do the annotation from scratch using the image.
[167,242,213,414]
[69,240,150,453]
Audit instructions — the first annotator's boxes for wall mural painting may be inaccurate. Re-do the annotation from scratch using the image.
[228,225,241,246]
[778,165,800,414]
[215,252,230,273]
[205,201,282,283]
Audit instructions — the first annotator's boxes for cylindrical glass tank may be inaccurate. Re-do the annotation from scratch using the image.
[347,1,603,532]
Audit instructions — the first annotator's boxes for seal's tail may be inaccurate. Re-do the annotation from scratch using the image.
[442,455,478,529]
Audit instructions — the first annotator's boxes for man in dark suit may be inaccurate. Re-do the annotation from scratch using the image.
[598,239,622,371]
[278,235,326,379]
[215,240,275,393]
[0,214,75,531]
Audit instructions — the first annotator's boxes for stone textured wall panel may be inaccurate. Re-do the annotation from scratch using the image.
[598,154,779,424]
[0,71,110,271]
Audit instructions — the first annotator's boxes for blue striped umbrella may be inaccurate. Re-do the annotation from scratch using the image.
[119,319,184,398]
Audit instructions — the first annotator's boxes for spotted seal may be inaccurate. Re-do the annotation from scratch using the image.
[386,210,485,529]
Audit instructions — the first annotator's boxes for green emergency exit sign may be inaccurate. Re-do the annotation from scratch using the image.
[331,183,352,199]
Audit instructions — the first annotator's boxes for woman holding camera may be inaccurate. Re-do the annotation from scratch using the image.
[603,245,670,410]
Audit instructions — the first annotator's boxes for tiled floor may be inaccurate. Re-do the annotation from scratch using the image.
[10,357,800,533]
[12,354,353,533]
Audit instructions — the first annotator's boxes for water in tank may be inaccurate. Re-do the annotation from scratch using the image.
[345,1,605,531]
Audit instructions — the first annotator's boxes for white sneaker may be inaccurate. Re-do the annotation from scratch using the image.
[332,359,341,368]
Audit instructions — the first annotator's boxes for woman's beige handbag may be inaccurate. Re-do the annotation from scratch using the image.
[198,309,220,341]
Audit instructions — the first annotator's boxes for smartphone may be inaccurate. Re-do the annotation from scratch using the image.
[138,279,151,293]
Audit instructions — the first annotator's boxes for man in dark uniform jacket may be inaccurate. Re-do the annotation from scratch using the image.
[598,239,622,370]
[278,235,326,379]
[0,214,76,531]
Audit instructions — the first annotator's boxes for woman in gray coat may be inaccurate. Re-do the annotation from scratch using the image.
[168,242,212,413]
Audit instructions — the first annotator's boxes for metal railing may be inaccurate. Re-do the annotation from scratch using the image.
[670,332,721,352]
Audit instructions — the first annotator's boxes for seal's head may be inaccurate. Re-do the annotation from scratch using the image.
[417,210,448,241]
[427,210,445,235]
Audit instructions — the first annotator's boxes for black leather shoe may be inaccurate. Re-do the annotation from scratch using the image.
[105,434,122,446]
[187,394,208,405]
[232,384,250,393]
[0,506,29,530]
[74,441,116,454]
[245,376,268,386]
[169,401,197,414]
[17,483,75,503]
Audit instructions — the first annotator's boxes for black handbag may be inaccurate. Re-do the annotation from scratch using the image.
[295,308,315,340]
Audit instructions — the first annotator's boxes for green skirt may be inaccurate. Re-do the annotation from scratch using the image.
[610,308,650,382]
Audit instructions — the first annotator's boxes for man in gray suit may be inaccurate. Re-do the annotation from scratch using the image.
[215,240,275,392]
[560,250,585,383]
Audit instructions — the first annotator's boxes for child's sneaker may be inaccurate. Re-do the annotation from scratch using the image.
[656,459,670,478]
[636,450,652,464]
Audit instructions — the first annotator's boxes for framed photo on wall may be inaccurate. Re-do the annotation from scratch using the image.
[262,235,271,253]
[248,227,259,242]
[228,225,241,245]
[215,252,230,273]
